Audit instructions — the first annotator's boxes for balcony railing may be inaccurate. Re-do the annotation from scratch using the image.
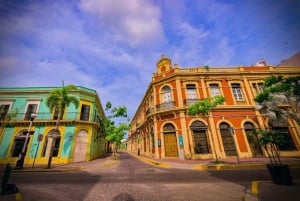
[184,98,200,106]
[0,112,100,123]
[156,101,176,111]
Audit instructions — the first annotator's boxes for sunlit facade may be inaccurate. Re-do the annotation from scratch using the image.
[127,56,300,160]
[0,86,106,166]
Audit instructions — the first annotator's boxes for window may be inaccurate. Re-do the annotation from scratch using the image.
[80,104,90,121]
[0,104,10,120]
[24,102,39,120]
[161,86,172,103]
[186,84,197,99]
[160,85,174,110]
[231,83,244,100]
[252,83,264,94]
[209,84,221,97]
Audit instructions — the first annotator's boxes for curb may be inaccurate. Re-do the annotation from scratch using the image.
[11,166,84,172]
[129,153,170,168]
[193,163,266,171]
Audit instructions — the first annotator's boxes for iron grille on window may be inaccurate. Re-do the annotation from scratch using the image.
[80,105,90,121]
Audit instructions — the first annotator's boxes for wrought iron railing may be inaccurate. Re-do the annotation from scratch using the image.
[156,101,176,111]
[1,112,100,123]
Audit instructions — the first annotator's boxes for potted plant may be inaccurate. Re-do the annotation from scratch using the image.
[250,129,293,185]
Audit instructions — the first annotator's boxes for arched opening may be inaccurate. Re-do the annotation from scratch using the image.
[42,129,61,157]
[190,121,210,154]
[73,130,88,162]
[11,130,28,157]
[220,123,236,156]
[244,122,263,156]
[163,123,178,157]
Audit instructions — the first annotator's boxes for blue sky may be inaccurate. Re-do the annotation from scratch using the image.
[0,0,299,118]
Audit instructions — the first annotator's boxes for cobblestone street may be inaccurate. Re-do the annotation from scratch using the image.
[2,152,268,201]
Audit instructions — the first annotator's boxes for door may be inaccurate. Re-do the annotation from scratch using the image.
[73,130,88,162]
[164,133,178,157]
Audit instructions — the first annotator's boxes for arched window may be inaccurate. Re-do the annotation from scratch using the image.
[11,130,28,157]
[220,123,236,156]
[190,121,210,154]
[161,86,172,103]
[244,122,263,156]
[42,129,61,157]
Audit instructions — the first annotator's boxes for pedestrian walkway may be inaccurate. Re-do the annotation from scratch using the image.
[129,151,300,171]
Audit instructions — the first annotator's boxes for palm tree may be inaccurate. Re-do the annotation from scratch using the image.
[45,83,79,168]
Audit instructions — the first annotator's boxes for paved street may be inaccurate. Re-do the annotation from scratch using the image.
[1,151,300,201]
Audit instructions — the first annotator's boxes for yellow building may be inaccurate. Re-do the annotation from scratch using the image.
[127,55,300,160]
[0,86,107,166]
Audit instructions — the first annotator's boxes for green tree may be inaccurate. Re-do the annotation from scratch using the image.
[0,107,19,139]
[188,95,225,162]
[45,83,79,168]
[104,101,130,158]
[254,75,300,164]
[254,75,300,123]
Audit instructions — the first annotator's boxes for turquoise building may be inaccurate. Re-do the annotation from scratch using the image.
[0,86,106,166]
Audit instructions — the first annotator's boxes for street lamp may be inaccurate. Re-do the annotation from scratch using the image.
[15,113,37,169]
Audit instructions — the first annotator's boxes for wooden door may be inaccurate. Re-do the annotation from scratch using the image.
[164,133,178,157]
[73,131,88,162]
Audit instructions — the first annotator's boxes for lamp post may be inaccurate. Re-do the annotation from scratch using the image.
[15,113,37,169]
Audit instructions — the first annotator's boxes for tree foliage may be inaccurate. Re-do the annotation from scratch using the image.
[254,75,300,123]
[45,83,79,168]
[104,102,130,157]
[253,75,300,164]
[46,84,79,119]
[188,95,225,116]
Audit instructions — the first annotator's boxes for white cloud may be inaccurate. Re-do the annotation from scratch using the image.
[79,0,165,48]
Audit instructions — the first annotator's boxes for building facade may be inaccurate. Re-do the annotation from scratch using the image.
[127,56,300,160]
[0,86,106,166]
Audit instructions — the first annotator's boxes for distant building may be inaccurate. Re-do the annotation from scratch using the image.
[127,55,300,160]
[0,86,107,166]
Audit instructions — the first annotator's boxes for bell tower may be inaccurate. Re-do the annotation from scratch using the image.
[156,54,172,74]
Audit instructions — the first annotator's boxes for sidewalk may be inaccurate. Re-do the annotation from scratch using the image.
[129,151,300,170]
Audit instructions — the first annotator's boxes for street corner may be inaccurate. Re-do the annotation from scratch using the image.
[142,158,170,168]
[128,152,170,168]
[100,159,119,167]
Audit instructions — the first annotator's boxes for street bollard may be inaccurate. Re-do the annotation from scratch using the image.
[1,164,19,195]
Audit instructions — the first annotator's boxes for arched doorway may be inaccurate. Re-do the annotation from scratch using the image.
[220,123,236,156]
[190,121,210,154]
[11,130,28,157]
[73,130,88,162]
[42,129,61,157]
[244,122,263,156]
[163,123,178,157]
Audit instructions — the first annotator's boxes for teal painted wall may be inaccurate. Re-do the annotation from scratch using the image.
[12,98,27,119]
[0,127,15,157]
[61,125,75,157]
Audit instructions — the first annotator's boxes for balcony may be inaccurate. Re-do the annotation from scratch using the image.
[0,112,102,127]
[184,98,200,106]
[156,101,176,112]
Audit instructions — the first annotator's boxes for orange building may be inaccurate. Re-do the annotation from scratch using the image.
[127,55,300,160]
